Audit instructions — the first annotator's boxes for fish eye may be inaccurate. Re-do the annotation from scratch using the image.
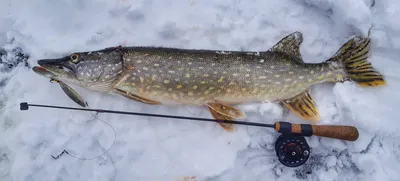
[70,54,80,63]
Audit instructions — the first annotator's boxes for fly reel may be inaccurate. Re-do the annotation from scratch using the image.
[275,134,310,167]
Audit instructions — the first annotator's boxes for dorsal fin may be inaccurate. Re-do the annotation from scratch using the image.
[269,31,304,62]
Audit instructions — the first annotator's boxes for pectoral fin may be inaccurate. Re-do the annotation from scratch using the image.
[207,103,246,119]
[281,91,320,122]
[208,107,235,132]
[115,88,161,105]
[206,103,246,132]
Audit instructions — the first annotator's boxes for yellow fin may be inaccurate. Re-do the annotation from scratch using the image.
[282,91,320,122]
[115,88,161,105]
[327,36,386,87]
[207,103,246,119]
[207,107,236,132]
[206,103,246,132]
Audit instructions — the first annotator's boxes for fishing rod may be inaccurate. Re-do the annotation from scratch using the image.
[20,102,359,167]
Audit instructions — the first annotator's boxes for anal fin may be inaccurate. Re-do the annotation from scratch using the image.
[206,102,246,132]
[281,91,320,122]
[115,88,161,105]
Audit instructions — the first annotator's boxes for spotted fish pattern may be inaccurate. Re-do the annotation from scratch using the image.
[36,32,386,132]
[116,47,340,105]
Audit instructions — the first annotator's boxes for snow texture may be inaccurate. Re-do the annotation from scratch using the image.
[1,0,400,181]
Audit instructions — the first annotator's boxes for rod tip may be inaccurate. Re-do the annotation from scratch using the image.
[20,102,29,111]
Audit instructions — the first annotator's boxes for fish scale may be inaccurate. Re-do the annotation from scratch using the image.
[118,49,335,105]
[35,31,386,132]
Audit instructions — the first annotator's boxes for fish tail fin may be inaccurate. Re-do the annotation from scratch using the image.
[327,36,386,87]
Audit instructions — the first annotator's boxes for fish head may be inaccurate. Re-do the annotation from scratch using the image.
[36,49,123,91]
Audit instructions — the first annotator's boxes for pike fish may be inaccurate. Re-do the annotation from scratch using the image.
[35,32,386,131]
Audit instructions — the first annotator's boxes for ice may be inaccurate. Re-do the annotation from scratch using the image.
[1,0,400,181]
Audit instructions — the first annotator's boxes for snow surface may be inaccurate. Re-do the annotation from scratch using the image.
[1,0,400,180]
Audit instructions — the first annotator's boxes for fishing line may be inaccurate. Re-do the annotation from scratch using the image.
[50,102,117,161]
[21,101,360,167]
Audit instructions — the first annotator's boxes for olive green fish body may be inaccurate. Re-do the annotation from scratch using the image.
[115,48,343,105]
[36,32,386,131]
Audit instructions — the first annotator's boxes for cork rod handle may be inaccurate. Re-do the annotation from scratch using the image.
[274,122,359,141]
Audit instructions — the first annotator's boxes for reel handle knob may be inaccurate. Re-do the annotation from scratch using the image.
[274,122,359,141]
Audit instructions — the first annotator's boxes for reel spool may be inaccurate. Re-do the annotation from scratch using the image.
[275,134,310,167]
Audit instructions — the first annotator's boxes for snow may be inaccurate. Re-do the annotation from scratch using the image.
[1,0,400,181]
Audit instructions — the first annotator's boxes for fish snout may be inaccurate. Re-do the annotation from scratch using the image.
[37,58,66,66]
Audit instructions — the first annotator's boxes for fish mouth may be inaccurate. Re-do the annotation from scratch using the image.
[37,58,76,75]
[32,66,56,78]
[35,58,77,80]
